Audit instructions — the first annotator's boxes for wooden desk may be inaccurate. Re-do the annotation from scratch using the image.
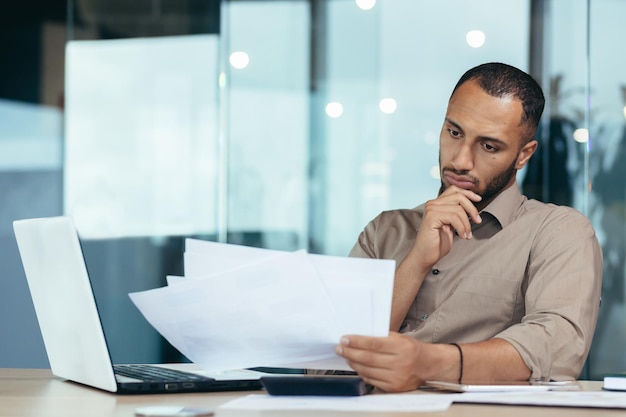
[0,368,623,417]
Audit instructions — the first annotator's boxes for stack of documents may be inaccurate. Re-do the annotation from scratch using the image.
[129,239,395,372]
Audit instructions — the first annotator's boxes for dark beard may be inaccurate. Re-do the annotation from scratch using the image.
[481,158,517,204]
[439,157,517,208]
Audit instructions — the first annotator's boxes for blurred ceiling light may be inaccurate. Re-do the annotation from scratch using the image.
[466,30,486,48]
[430,165,441,179]
[573,128,589,143]
[229,51,249,69]
[623,105,626,119]
[424,131,438,145]
[356,0,376,11]
[325,102,344,118]
[218,72,226,88]
[379,98,397,114]
[361,162,389,177]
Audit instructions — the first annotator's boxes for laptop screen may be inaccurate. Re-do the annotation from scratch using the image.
[14,217,195,385]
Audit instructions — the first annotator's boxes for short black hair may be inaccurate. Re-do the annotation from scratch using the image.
[451,62,545,143]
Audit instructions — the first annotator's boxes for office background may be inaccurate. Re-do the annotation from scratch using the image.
[0,0,623,380]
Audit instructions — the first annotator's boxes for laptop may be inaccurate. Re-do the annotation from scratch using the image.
[13,216,264,394]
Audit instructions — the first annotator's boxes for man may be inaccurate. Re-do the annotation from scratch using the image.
[334,62,603,392]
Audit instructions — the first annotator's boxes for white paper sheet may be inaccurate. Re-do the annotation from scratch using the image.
[165,275,185,286]
[131,251,340,371]
[218,393,453,413]
[184,238,288,278]
[129,241,396,372]
[456,390,626,408]
[184,239,395,337]
[307,253,394,337]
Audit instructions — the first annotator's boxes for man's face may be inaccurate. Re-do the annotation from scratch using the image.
[438,79,537,209]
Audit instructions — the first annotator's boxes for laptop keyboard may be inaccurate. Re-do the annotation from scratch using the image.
[113,364,209,382]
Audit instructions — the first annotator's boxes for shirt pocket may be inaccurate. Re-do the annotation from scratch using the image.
[458,274,521,300]
[435,274,523,342]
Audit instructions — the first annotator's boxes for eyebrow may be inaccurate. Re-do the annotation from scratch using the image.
[445,118,509,148]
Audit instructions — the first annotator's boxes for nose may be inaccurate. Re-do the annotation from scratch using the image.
[451,142,474,171]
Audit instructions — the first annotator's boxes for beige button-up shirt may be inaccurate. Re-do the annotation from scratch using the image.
[349,183,603,381]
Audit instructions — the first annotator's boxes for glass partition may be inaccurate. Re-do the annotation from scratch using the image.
[587,0,626,379]
[64,35,220,238]
[0,14,65,368]
[61,0,223,365]
[222,0,310,251]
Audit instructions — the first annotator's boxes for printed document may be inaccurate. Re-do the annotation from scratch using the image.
[129,239,395,372]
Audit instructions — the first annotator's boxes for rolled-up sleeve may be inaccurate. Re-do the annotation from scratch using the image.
[494,207,603,381]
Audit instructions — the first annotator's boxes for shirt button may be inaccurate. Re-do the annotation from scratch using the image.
[432,269,440,275]
[420,314,429,321]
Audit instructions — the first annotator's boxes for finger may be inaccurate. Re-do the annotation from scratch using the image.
[427,199,479,225]
[434,187,483,224]
[424,204,474,239]
[440,224,455,245]
[360,375,409,393]
[458,198,482,225]
[336,345,393,370]
[347,360,416,393]
[340,350,398,384]
[347,362,395,388]
[338,335,397,354]
[338,334,423,393]
[439,185,483,203]
[443,207,475,239]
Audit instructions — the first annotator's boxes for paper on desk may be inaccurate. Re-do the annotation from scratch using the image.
[218,393,453,413]
[129,243,395,372]
[455,390,626,408]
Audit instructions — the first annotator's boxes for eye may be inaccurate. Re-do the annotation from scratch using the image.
[447,128,461,138]
[481,142,498,152]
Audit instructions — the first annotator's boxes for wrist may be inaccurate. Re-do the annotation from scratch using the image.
[421,342,463,382]
[402,247,435,281]
[449,343,463,383]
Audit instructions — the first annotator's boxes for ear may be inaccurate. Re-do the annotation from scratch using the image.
[515,140,538,169]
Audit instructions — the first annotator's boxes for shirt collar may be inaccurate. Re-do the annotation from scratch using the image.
[480,182,525,229]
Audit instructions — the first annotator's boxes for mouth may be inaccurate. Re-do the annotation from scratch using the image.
[443,170,477,190]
